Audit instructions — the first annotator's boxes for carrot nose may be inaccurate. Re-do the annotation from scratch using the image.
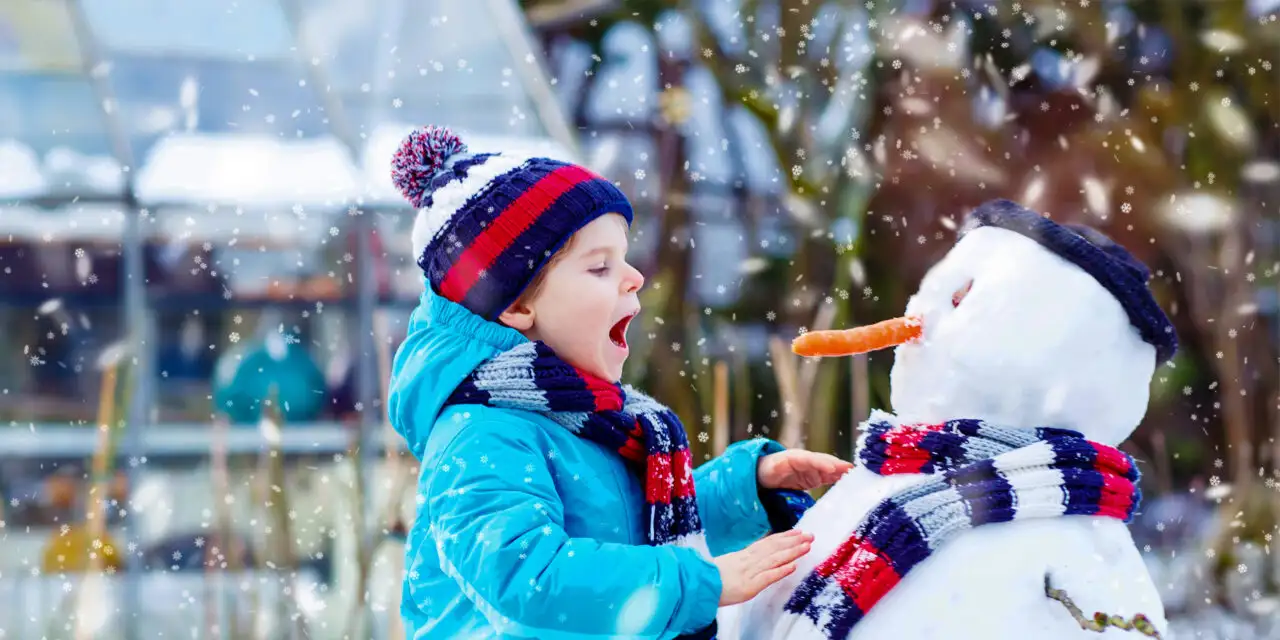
[791,316,923,357]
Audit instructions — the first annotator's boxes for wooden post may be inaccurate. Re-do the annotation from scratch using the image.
[713,361,730,456]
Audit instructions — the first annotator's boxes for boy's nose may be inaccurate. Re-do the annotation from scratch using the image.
[624,267,644,293]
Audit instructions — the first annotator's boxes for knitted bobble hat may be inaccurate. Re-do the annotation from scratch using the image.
[959,198,1178,363]
[391,125,634,320]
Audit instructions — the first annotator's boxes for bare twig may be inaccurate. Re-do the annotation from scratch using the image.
[1044,574,1163,638]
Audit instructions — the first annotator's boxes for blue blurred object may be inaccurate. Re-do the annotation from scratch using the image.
[213,329,326,425]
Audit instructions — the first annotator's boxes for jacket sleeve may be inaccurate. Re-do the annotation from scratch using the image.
[692,437,786,557]
[415,416,722,640]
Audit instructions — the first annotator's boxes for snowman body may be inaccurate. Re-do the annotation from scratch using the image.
[724,207,1171,640]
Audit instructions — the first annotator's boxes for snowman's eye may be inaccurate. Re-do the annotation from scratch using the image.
[952,279,973,307]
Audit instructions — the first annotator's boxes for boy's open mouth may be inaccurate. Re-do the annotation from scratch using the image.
[609,312,637,349]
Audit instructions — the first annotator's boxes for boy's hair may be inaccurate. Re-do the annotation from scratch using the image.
[512,232,577,308]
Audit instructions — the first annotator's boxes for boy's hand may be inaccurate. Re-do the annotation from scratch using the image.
[713,529,814,606]
[757,450,854,491]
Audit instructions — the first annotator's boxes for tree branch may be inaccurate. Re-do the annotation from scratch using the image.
[1044,574,1164,638]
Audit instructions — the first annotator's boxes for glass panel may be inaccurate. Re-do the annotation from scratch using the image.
[141,209,361,424]
[103,55,335,169]
[296,0,550,138]
[0,451,416,637]
[80,0,294,60]
[0,2,123,198]
[0,205,129,424]
[82,0,331,163]
[0,0,83,72]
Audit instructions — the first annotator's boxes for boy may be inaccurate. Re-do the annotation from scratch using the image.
[387,126,851,639]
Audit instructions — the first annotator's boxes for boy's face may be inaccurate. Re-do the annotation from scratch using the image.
[500,213,644,382]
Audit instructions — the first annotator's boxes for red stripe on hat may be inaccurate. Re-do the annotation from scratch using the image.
[438,164,597,303]
[672,448,695,499]
[646,452,673,504]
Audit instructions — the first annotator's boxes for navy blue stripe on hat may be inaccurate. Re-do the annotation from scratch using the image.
[959,199,1178,363]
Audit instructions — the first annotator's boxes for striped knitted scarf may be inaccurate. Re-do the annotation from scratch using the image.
[444,341,744,639]
[783,410,1141,639]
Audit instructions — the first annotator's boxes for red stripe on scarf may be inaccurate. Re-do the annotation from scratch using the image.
[646,451,673,504]
[618,420,646,463]
[821,536,901,614]
[1096,474,1135,519]
[1090,441,1133,477]
[573,366,624,412]
[878,425,933,474]
[438,165,596,302]
[672,448,695,499]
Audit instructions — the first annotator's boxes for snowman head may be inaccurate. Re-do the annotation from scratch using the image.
[884,199,1177,446]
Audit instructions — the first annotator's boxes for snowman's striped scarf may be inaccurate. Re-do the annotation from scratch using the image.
[782,410,1141,639]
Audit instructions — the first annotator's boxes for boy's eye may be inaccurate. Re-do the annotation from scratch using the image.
[589,265,609,276]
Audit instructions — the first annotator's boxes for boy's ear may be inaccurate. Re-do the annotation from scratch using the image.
[498,302,535,332]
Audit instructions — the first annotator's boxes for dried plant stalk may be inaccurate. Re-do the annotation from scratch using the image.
[713,361,730,456]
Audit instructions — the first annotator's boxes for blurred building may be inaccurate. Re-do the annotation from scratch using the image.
[0,0,575,637]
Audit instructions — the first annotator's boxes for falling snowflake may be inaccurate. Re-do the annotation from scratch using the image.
[229,332,240,343]
[766,311,776,321]
[172,551,182,561]
[671,342,682,353]
[698,432,710,443]
[194,537,205,548]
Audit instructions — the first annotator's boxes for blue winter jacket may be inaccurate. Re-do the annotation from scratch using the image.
[389,287,787,639]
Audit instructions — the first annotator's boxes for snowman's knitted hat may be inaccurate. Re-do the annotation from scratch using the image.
[959,198,1178,363]
[391,125,633,320]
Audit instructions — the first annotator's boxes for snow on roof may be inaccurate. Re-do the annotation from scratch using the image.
[1,204,128,242]
[135,128,577,209]
[0,141,48,199]
[2,130,579,241]
[134,133,359,209]
[0,140,125,200]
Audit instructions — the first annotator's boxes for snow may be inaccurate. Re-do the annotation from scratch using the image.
[134,133,359,208]
[0,140,124,200]
[0,204,129,241]
[0,140,49,199]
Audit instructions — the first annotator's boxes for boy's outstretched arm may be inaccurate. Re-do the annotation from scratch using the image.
[692,438,786,557]
[417,417,721,640]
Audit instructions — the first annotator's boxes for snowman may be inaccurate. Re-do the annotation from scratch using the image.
[725,199,1176,640]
